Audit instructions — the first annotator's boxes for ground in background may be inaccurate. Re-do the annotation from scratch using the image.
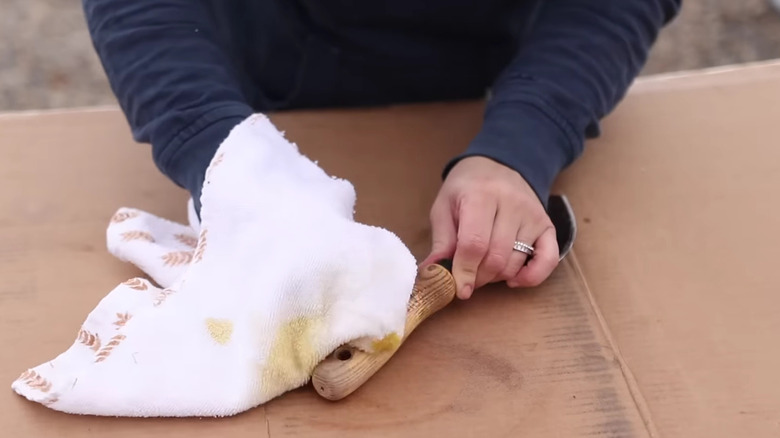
[2,0,780,111]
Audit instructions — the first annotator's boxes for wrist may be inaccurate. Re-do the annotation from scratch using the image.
[443,100,576,207]
[153,105,253,213]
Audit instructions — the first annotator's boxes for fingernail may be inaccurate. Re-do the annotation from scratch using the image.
[460,284,473,299]
[507,281,518,288]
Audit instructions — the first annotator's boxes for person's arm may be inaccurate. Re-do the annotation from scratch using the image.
[82,0,254,208]
[443,0,682,206]
[428,0,681,298]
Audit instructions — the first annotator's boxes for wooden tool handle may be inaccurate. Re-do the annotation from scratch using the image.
[311,263,456,401]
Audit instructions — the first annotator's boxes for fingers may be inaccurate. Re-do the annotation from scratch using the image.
[508,226,559,288]
[420,197,457,267]
[451,196,497,299]
[498,226,534,283]
[474,205,517,288]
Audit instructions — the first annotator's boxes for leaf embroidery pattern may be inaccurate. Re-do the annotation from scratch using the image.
[77,329,101,352]
[162,250,193,267]
[111,210,139,224]
[174,233,198,248]
[122,278,149,291]
[18,370,52,393]
[113,312,132,329]
[121,230,155,243]
[42,394,60,406]
[95,334,126,363]
[193,229,208,263]
[153,288,175,307]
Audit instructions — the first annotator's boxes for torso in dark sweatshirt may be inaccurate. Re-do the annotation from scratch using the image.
[82,0,680,211]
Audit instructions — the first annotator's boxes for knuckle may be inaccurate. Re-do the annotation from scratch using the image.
[456,264,479,278]
[544,249,560,265]
[455,191,475,207]
[483,252,507,273]
[525,259,558,286]
[525,275,545,287]
[429,203,443,219]
[500,258,523,279]
[499,267,518,281]
[512,194,546,215]
[490,181,510,196]
[525,205,550,224]
[428,209,443,225]
[430,243,447,255]
[431,236,450,248]
[534,213,553,228]
[462,191,495,210]
[491,187,515,205]
[460,234,489,255]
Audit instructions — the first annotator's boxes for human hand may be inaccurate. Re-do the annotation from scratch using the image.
[420,156,559,299]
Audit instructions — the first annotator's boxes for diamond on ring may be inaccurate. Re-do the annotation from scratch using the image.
[513,241,535,256]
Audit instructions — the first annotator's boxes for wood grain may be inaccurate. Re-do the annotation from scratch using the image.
[311,263,456,401]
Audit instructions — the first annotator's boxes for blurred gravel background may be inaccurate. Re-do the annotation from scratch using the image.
[3,0,780,111]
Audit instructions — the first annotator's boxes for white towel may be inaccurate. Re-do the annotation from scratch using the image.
[11,114,417,417]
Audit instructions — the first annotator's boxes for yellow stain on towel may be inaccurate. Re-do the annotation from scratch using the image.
[205,318,234,345]
[371,332,401,352]
[259,316,323,399]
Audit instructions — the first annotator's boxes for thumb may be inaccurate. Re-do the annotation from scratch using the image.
[420,198,457,267]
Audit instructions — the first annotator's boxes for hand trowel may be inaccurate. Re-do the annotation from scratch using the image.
[312,194,577,400]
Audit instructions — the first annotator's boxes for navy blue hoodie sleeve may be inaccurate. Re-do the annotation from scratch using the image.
[444,0,681,206]
[82,0,253,205]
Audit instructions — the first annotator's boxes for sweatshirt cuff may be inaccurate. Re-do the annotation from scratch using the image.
[443,99,576,208]
[153,103,254,211]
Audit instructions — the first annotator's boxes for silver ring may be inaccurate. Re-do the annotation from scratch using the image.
[513,241,535,256]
